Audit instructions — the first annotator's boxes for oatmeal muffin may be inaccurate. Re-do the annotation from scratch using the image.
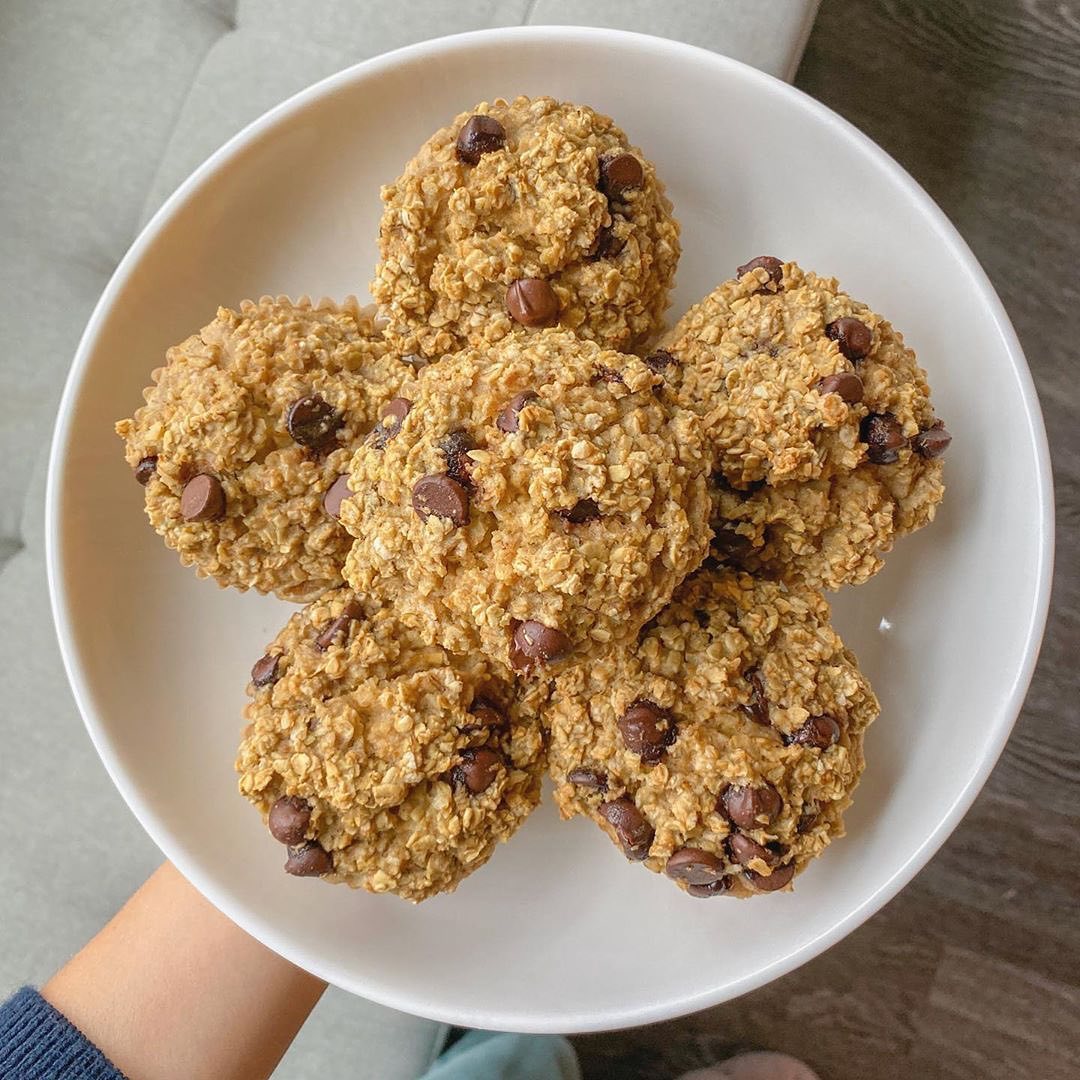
[340,329,712,674]
[372,96,680,360]
[547,570,878,898]
[236,588,546,902]
[116,297,415,602]
[658,259,951,590]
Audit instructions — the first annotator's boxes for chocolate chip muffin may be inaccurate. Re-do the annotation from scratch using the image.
[659,259,951,590]
[547,569,878,898]
[236,588,547,902]
[339,329,712,674]
[371,96,680,360]
[116,297,415,602]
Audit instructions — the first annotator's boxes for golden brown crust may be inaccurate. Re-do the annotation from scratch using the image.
[115,298,414,601]
[372,96,680,359]
[236,588,547,901]
[547,570,878,898]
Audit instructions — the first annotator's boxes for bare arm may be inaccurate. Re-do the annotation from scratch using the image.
[42,862,325,1080]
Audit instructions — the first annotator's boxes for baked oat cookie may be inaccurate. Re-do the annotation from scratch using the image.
[236,588,546,902]
[372,96,680,360]
[116,297,415,602]
[340,329,712,673]
[659,258,951,589]
[547,569,878,898]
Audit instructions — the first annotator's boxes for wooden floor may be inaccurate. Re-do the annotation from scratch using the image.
[573,2,1080,1077]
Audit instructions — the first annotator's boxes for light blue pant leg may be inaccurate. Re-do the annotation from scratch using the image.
[419,1029,581,1080]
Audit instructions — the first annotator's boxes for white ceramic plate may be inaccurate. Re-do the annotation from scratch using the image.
[46,27,1053,1032]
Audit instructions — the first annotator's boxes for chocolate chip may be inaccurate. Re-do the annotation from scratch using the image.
[412,474,469,526]
[455,114,506,165]
[286,394,342,449]
[369,397,411,449]
[592,365,626,385]
[826,317,873,361]
[598,152,644,198]
[496,391,538,434]
[509,620,571,673]
[617,700,677,764]
[688,877,732,898]
[268,796,311,845]
[568,768,608,791]
[797,805,819,833]
[439,430,475,489]
[913,419,952,459]
[598,796,654,861]
[727,833,782,869]
[713,526,753,561]
[134,456,157,485]
[314,601,363,651]
[284,841,332,877]
[719,784,783,830]
[322,475,352,519]
[450,747,503,794]
[815,371,864,404]
[740,668,770,726]
[861,412,906,464]
[590,224,624,260]
[788,714,841,749]
[736,256,783,290]
[644,350,675,374]
[469,698,507,728]
[665,847,726,886]
[506,278,559,328]
[180,474,225,522]
[744,862,796,893]
[315,617,350,651]
[555,498,600,524]
[251,653,280,688]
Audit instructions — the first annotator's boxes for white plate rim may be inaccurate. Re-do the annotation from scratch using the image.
[44,25,1055,1032]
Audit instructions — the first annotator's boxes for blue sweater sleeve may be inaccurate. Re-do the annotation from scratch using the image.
[0,987,125,1079]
